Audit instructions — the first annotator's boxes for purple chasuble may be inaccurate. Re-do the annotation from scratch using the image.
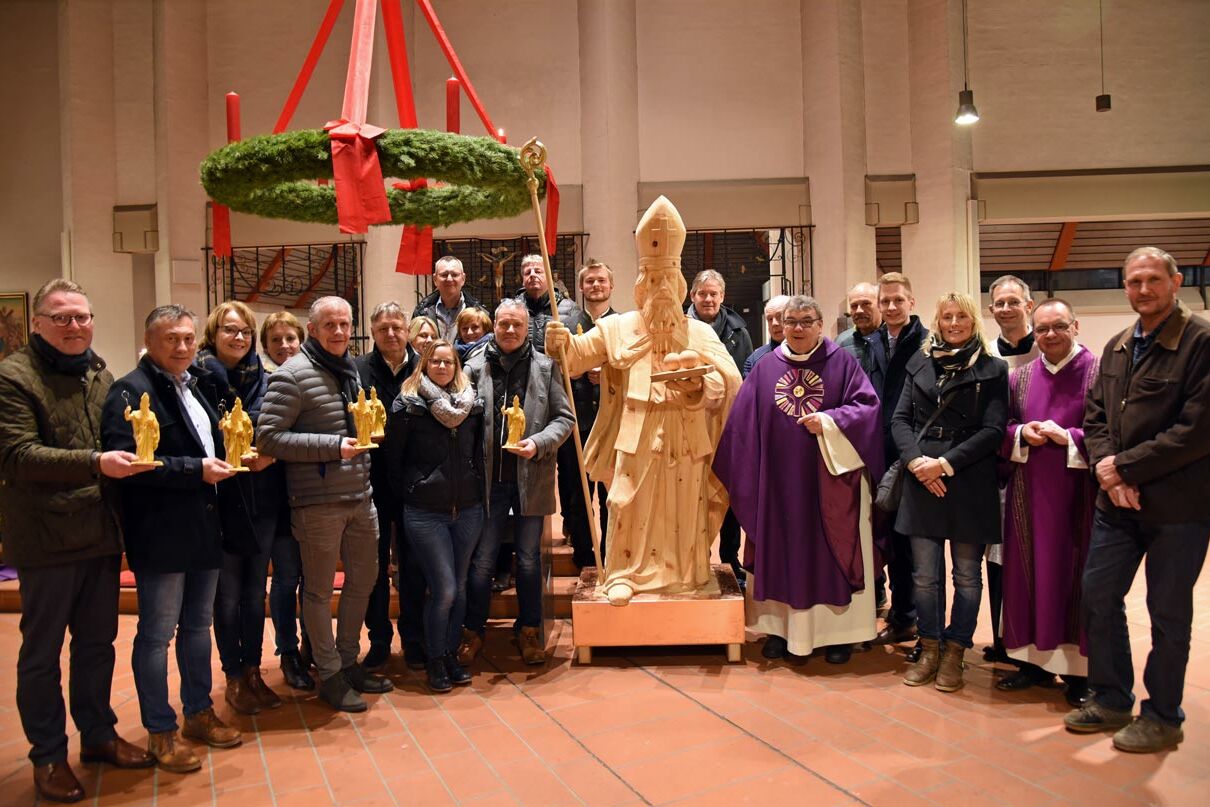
[713,339,884,610]
[1000,348,1098,655]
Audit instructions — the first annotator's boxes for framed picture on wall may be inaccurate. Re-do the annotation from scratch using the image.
[0,291,30,362]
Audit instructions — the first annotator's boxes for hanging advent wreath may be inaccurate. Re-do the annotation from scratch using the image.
[200,127,545,228]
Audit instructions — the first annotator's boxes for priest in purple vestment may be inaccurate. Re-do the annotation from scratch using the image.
[713,295,884,663]
[997,299,1097,706]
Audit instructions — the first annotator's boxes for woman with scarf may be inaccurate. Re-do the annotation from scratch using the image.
[195,301,285,714]
[384,340,485,693]
[891,292,1008,694]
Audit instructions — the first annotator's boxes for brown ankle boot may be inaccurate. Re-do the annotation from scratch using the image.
[903,637,941,687]
[935,643,966,692]
[182,708,242,749]
[148,731,201,774]
[245,667,283,710]
[224,672,262,715]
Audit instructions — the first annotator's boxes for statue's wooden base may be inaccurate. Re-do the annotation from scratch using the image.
[571,564,745,664]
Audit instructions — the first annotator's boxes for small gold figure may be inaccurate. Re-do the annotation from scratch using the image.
[370,386,387,440]
[348,388,379,449]
[218,397,255,472]
[124,392,163,467]
[501,395,526,450]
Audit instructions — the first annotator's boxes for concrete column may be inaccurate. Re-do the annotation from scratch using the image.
[900,0,976,310]
[59,0,138,371]
[801,0,876,327]
[578,0,640,311]
[153,0,211,315]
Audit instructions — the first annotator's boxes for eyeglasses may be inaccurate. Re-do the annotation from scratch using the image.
[1033,322,1072,335]
[992,299,1026,310]
[221,326,253,339]
[429,358,455,367]
[783,317,820,330]
[39,312,94,327]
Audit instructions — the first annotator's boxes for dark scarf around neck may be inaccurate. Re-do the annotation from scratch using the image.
[30,333,94,376]
[302,337,362,431]
[929,334,982,390]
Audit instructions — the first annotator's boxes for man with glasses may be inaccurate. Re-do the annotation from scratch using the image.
[413,256,488,342]
[356,302,426,672]
[0,280,158,801]
[997,299,1096,707]
[714,296,883,663]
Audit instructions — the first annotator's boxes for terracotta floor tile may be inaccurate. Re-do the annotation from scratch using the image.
[851,777,941,807]
[617,735,786,803]
[547,686,699,737]
[784,740,886,791]
[671,763,857,805]
[427,747,505,802]
[582,707,742,768]
[463,720,537,768]
[215,783,277,806]
[554,756,644,807]
[494,755,581,805]
[404,712,473,758]
[512,721,591,765]
[264,745,330,794]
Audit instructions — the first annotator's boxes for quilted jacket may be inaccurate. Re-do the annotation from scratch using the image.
[257,349,373,508]
[0,346,122,568]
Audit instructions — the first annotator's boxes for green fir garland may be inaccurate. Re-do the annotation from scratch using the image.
[200,128,544,227]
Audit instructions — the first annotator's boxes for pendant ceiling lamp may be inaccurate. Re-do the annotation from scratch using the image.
[1096,0,1112,111]
[955,0,979,125]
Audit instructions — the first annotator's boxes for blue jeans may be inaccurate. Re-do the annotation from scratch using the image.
[269,530,306,655]
[405,503,484,658]
[214,510,274,673]
[1082,508,1210,726]
[466,483,544,634]
[911,537,984,648]
[131,569,220,733]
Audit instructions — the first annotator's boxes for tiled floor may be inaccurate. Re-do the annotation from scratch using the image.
[1,567,1207,806]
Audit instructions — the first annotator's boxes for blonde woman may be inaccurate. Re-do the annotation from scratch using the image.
[409,315,439,357]
[890,292,1008,693]
[383,340,484,693]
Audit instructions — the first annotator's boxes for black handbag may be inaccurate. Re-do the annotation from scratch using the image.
[875,392,955,513]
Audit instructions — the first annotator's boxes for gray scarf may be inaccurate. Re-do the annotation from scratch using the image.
[417,375,476,428]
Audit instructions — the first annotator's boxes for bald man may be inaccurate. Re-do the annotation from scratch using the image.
[836,282,884,378]
[742,295,791,377]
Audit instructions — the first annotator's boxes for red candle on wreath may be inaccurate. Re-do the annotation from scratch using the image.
[497,127,506,145]
[225,92,241,142]
[446,77,460,133]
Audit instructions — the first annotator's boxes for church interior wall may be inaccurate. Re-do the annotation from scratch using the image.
[0,0,1206,375]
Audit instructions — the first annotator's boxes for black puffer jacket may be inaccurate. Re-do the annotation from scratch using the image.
[687,304,752,376]
[356,346,416,509]
[515,288,586,354]
[385,394,484,515]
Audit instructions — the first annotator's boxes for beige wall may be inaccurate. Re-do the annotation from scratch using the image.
[2,0,1208,377]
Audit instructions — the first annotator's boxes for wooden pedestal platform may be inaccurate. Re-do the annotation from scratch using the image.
[571,564,745,664]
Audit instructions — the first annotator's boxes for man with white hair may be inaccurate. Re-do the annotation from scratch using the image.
[413,256,488,341]
[742,294,790,377]
[259,296,393,712]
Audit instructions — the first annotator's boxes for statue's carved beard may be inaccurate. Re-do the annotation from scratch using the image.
[642,289,681,336]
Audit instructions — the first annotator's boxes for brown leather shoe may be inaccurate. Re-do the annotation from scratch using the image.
[245,667,284,710]
[935,643,966,692]
[457,628,483,665]
[517,626,546,666]
[33,761,85,803]
[182,708,242,749]
[903,637,941,687]
[148,731,201,774]
[224,672,262,715]
[872,621,918,646]
[80,736,156,769]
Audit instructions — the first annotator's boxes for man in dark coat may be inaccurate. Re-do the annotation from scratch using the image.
[514,253,586,354]
[355,301,425,671]
[101,305,246,774]
[0,279,156,802]
[869,273,928,653]
[686,269,752,586]
[1066,247,1210,753]
[412,256,488,341]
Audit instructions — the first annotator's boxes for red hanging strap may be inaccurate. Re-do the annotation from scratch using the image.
[544,165,560,257]
[414,0,497,138]
[274,0,346,134]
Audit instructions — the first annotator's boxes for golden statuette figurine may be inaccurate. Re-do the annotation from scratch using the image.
[501,395,526,451]
[348,388,380,450]
[218,397,255,472]
[124,391,163,467]
[370,386,387,440]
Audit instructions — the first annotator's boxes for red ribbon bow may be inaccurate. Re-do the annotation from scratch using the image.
[324,118,391,234]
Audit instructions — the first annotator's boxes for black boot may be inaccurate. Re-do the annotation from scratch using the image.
[343,663,394,694]
[426,658,452,693]
[443,654,472,686]
[299,635,315,670]
[280,652,315,691]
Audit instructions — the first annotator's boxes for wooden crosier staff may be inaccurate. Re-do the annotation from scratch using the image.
[519,138,604,574]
